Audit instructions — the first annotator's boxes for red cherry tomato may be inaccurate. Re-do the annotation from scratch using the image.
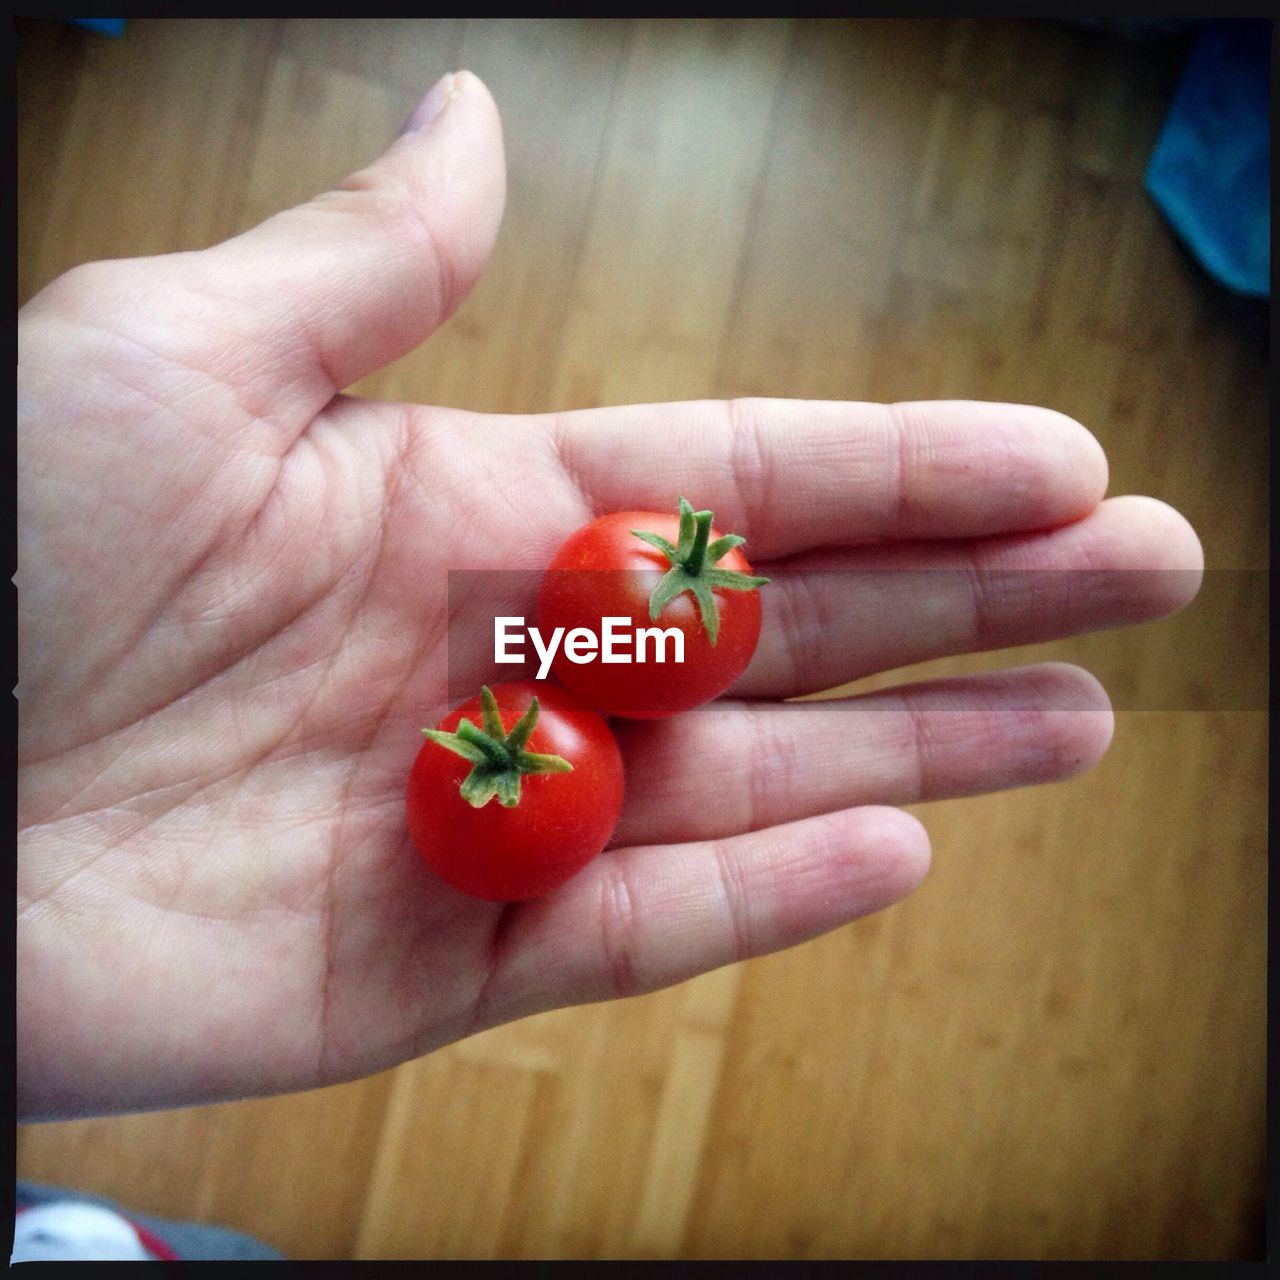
[536,498,768,718]
[407,682,624,902]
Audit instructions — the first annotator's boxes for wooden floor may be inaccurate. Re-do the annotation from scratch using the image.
[16,18,1268,1260]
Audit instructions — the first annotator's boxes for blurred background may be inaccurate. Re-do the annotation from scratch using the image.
[16,17,1267,1261]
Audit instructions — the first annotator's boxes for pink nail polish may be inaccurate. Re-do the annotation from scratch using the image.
[401,71,458,134]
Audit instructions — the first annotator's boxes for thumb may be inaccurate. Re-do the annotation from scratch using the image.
[191,70,505,407]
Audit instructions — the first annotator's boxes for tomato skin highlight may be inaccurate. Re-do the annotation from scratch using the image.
[537,511,763,719]
[407,682,624,902]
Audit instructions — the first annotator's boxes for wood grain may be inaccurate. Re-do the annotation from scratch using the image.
[16,17,1266,1260]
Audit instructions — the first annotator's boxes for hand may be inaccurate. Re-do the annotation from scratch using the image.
[17,72,1202,1120]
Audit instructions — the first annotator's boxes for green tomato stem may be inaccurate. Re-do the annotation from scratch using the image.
[423,687,572,809]
[684,507,714,576]
[631,497,769,646]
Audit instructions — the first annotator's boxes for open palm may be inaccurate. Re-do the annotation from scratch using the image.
[17,73,1202,1120]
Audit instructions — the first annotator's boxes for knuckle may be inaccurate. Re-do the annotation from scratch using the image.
[709,837,753,965]
[598,864,642,1001]
[743,703,793,832]
[773,573,827,691]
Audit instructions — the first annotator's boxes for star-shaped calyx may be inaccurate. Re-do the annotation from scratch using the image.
[423,686,572,808]
[631,497,769,645]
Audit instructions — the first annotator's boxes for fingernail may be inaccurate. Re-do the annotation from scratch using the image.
[401,71,459,135]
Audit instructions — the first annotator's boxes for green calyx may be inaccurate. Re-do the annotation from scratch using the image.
[423,686,572,809]
[631,497,769,645]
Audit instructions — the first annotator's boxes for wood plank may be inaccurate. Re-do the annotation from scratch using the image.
[18,18,280,298]
[238,54,426,234]
[16,20,92,303]
[280,17,464,96]
[626,967,740,1256]
[686,712,1265,1259]
[715,19,949,402]
[547,18,793,409]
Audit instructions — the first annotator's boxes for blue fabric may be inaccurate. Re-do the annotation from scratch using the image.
[15,1180,285,1261]
[1145,20,1271,297]
[69,18,127,37]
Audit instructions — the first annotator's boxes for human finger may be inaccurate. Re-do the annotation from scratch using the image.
[737,494,1203,698]
[612,662,1113,846]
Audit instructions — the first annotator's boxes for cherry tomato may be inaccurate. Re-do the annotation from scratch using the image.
[536,497,768,718]
[407,682,624,902]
